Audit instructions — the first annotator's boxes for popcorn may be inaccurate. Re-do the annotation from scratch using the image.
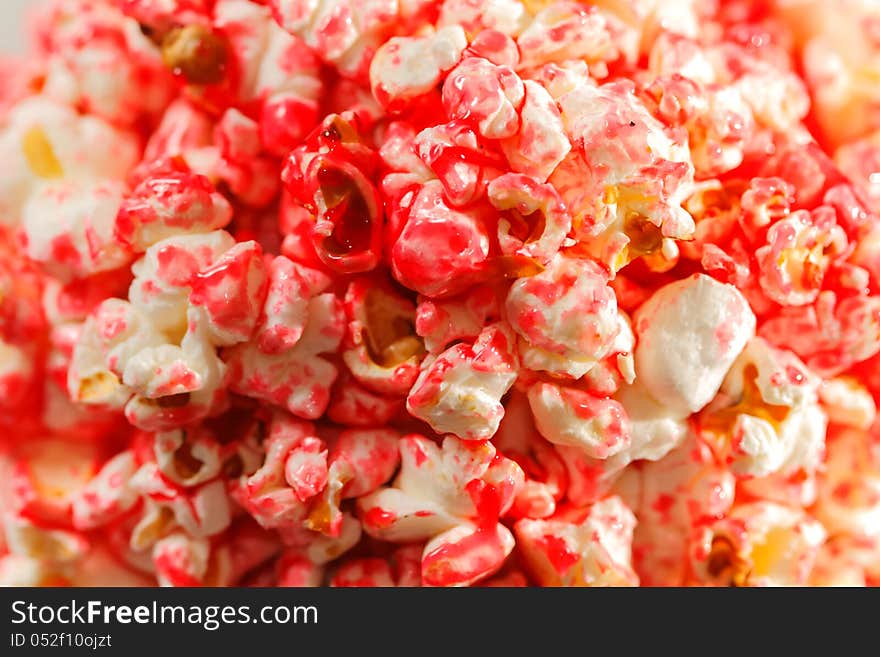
[114,171,233,253]
[755,207,848,307]
[358,434,523,586]
[527,382,630,460]
[700,338,827,478]
[498,80,571,183]
[225,287,344,420]
[407,323,518,440]
[515,496,638,586]
[634,274,756,416]
[342,277,425,396]
[814,427,880,539]
[36,0,172,126]
[488,173,572,264]
[370,26,468,110]
[442,57,524,140]
[0,97,139,227]
[515,2,631,73]
[506,254,619,378]
[691,501,826,586]
[12,0,880,588]
[819,377,877,430]
[551,79,695,271]
[627,435,735,586]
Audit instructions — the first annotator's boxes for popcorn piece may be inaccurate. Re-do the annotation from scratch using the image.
[506,254,620,379]
[37,0,172,126]
[625,434,735,586]
[415,285,500,354]
[499,80,571,183]
[437,0,528,37]
[441,57,525,140]
[819,377,877,430]
[152,532,231,586]
[406,323,518,441]
[283,114,384,274]
[370,26,468,110]
[488,173,572,264]
[21,181,129,279]
[700,338,826,478]
[72,451,140,531]
[691,502,826,587]
[516,2,628,73]
[272,0,403,79]
[114,171,233,252]
[515,496,638,586]
[0,97,139,227]
[527,382,630,460]
[358,434,523,587]
[391,182,493,297]
[494,389,568,519]
[755,208,847,307]
[634,274,755,416]
[225,292,345,420]
[342,277,425,396]
[814,427,880,540]
[551,91,694,270]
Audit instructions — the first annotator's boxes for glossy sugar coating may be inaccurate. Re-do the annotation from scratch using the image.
[5,0,880,587]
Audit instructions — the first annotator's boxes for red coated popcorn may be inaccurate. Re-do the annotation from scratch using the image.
[10,0,880,588]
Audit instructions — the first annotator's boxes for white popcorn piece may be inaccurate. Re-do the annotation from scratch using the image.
[705,338,827,478]
[488,173,572,264]
[3,514,88,565]
[358,435,522,542]
[37,0,171,126]
[726,405,827,479]
[634,273,755,416]
[0,554,66,586]
[516,2,627,72]
[68,300,164,408]
[441,57,525,140]
[627,434,735,586]
[129,231,236,336]
[115,172,233,253]
[421,521,516,587]
[152,532,231,587]
[437,0,528,36]
[406,323,518,441]
[21,180,129,279]
[370,26,468,108]
[551,79,695,270]
[132,463,232,540]
[527,381,630,460]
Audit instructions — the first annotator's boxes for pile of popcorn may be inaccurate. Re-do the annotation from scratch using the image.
[5,0,880,587]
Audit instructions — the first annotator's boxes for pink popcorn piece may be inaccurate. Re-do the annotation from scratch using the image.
[515,496,639,587]
[342,276,425,396]
[506,254,620,379]
[283,114,384,274]
[115,171,234,252]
